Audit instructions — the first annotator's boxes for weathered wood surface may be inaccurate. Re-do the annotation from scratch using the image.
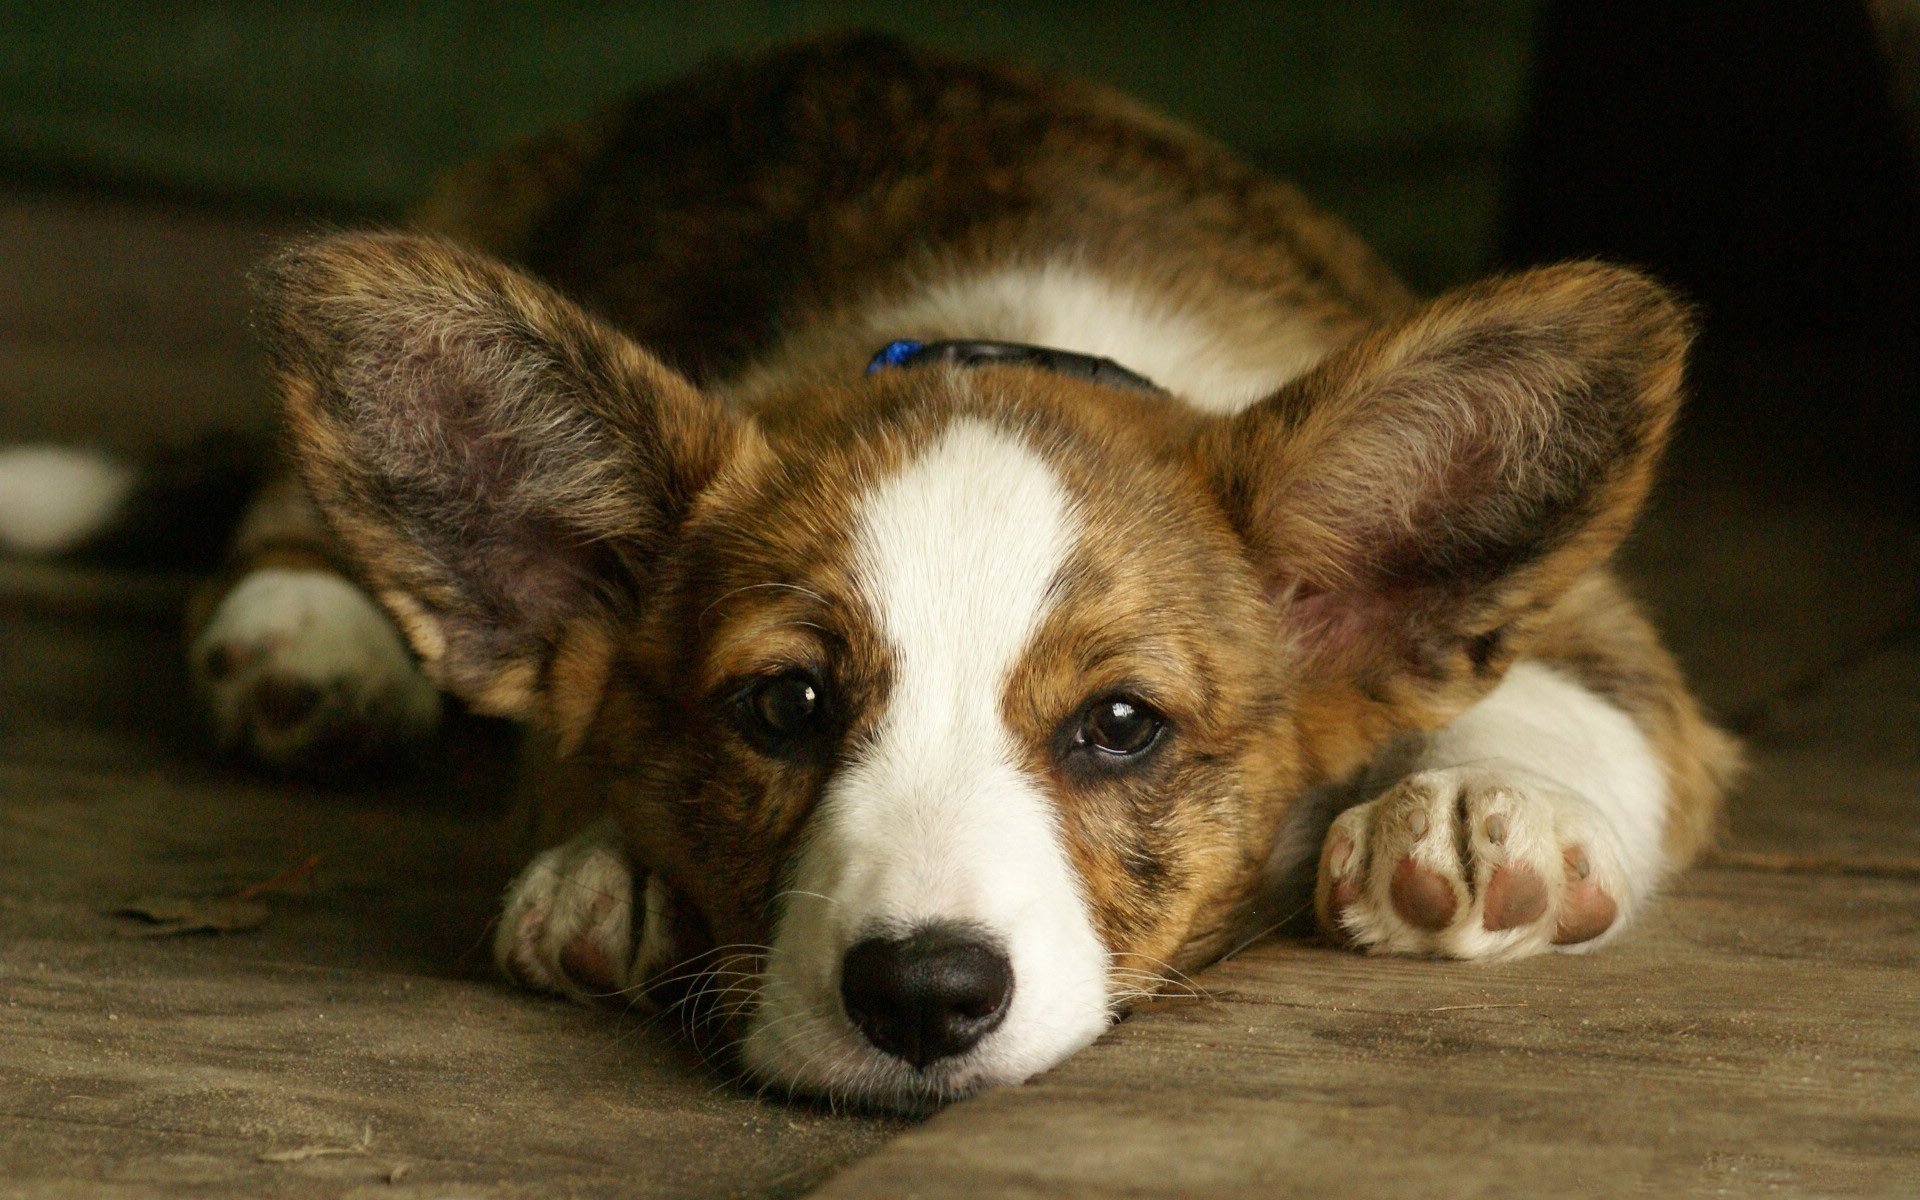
[4,187,1916,1198]
[812,867,1920,1200]
[1619,401,1919,728]
[1,929,896,1198]
[1728,632,1919,862]
[0,641,904,1199]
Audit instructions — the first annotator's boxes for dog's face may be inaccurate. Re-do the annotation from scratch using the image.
[261,235,1686,1109]
[619,389,1280,1107]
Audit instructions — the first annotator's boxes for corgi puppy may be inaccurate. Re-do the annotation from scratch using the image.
[21,34,1742,1111]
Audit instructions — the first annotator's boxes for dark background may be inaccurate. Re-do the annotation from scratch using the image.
[0,2,1541,290]
[3,0,1915,476]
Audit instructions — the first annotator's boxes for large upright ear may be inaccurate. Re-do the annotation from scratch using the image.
[256,232,748,744]
[1195,262,1690,699]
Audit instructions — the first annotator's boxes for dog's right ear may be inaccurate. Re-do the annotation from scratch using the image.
[257,232,751,748]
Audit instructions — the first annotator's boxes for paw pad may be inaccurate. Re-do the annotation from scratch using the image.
[1389,858,1457,930]
[1481,864,1548,931]
[1318,766,1629,959]
[493,825,697,1008]
[1552,848,1618,945]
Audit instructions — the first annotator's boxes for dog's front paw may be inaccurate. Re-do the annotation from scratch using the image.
[1315,765,1626,959]
[496,822,679,1004]
[191,568,441,771]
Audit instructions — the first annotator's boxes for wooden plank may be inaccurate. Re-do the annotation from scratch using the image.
[0,559,195,621]
[0,759,902,1199]
[0,597,193,775]
[810,868,1920,1200]
[0,585,900,1199]
[1727,631,1920,861]
[0,947,898,1199]
[0,341,267,450]
[0,188,280,347]
[1623,472,1918,725]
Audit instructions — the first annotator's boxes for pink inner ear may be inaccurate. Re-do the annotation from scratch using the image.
[1276,579,1401,665]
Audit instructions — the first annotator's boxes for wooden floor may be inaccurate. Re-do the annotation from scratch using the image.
[2,187,1915,1198]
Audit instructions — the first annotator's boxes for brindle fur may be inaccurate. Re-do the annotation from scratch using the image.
[251,33,1738,1036]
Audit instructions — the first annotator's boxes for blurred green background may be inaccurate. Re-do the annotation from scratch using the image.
[0,1,1543,292]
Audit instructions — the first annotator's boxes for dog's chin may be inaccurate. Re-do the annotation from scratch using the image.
[737,1002,1111,1115]
[744,1038,1025,1116]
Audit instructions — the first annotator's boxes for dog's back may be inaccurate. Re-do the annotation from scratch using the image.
[417,32,1408,410]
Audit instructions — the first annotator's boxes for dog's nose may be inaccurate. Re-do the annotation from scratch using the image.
[839,926,1013,1069]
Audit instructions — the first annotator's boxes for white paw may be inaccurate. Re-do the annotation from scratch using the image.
[1316,764,1629,960]
[496,822,678,1004]
[192,567,440,769]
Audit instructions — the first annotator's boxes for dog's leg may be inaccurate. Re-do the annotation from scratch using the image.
[495,819,686,1004]
[1315,659,1692,959]
[187,475,441,770]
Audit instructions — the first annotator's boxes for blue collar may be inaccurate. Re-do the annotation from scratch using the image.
[866,338,1167,395]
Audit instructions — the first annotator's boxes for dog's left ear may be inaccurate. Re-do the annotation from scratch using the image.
[257,233,752,749]
[1196,262,1690,703]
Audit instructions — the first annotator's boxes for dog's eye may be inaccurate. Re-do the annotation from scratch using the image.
[736,670,827,754]
[1078,695,1164,758]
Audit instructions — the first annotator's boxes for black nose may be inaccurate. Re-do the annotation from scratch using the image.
[839,926,1014,1069]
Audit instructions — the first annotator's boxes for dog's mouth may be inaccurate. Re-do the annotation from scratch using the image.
[634,963,995,1113]
[735,967,1107,1115]
[635,934,1124,1114]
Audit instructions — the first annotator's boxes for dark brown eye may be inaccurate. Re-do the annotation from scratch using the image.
[737,670,826,754]
[1078,695,1164,758]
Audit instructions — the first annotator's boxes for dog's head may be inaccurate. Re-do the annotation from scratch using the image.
[259,234,1687,1110]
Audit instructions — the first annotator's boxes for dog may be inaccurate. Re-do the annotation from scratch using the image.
[4,34,1739,1112]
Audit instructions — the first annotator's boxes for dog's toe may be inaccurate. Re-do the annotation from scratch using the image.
[1482,863,1550,931]
[192,567,440,771]
[1317,765,1631,960]
[1552,847,1620,945]
[496,821,675,1005]
[1389,857,1458,930]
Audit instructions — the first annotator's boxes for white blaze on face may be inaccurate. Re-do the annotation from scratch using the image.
[741,418,1111,1105]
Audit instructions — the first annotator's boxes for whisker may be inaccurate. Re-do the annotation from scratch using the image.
[628,944,773,992]
[765,888,841,911]
[700,581,831,626]
[1219,898,1316,963]
[1113,953,1215,1001]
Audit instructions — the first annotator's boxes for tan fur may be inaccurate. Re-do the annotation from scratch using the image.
[241,34,1737,1072]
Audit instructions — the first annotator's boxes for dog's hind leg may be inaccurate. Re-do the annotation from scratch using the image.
[187,474,441,772]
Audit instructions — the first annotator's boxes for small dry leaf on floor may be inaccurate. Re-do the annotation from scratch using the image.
[109,853,321,937]
[113,896,270,937]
